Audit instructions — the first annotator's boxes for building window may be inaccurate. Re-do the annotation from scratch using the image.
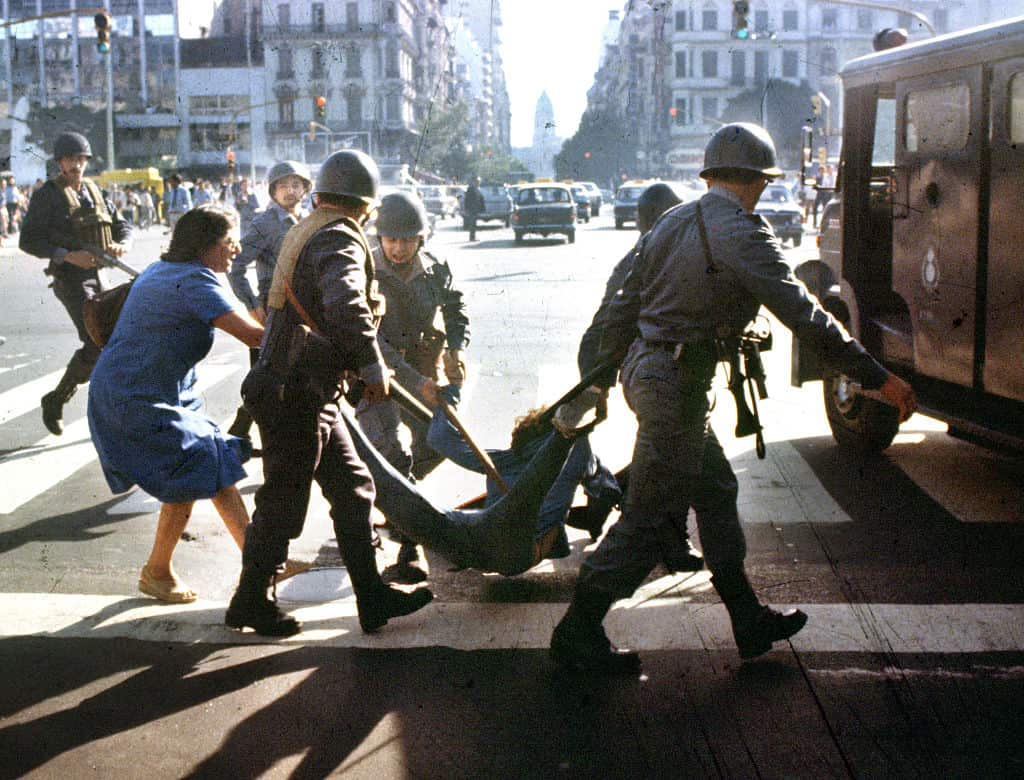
[754,50,768,84]
[782,9,798,32]
[384,2,396,23]
[822,9,838,31]
[857,9,873,31]
[188,94,248,115]
[277,47,293,79]
[754,10,769,33]
[346,2,359,30]
[701,96,719,123]
[190,123,249,152]
[782,49,798,79]
[345,45,361,76]
[702,10,717,31]
[673,97,689,126]
[276,3,289,28]
[385,41,399,78]
[312,3,325,33]
[702,50,718,78]
[223,16,232,35]
[386,93,401,122]
[822,47,837,76]
[731,50,745,86]
[675,50,687,79]
[279,99,294,125]
[311,47,326,79]
[675,10,687,31]
[346,93,363,127]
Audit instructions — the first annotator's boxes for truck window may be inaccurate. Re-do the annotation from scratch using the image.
[1010,73,1024,143]
[872,98,897,166]
[905,83,970,152]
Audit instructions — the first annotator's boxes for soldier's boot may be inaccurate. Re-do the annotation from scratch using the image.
[565,466,630,541]
[381,537,428,585]
[549,587,640,675]
[225,567,301,637]
[41,372,79,436]
[341,538,433,633]
[712,568,807,660]
[227,405,254,440]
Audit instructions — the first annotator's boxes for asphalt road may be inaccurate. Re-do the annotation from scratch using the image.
[1,210,1022,778]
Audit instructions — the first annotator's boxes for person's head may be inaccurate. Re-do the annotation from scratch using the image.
[168,173,182,188]
[510,407,549,452]
[700,122,783,209]
[53,132,92,182]
[376,192,430,264]
[267,160,312,210]
[472,176,481,187]
[162,202,240,272]
[312,150,380,224]
[637,182,682,233]
[873,27,908,51]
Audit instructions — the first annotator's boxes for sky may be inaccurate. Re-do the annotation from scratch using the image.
[500,1,621,148]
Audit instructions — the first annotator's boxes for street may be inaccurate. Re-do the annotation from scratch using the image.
[1,211,1023,778]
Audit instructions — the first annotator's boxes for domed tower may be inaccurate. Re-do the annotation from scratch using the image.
[532,91,556,147]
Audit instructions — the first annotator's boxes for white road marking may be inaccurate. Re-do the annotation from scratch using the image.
[0,362,241,514]
[3,589,1023,654]
[0,359,42,376]
[0,368,65,425]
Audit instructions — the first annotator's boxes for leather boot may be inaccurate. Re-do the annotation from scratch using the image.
[227,405,253,439]
[41,372,78,436]
[712,568,807,659]
[565,499,616,542]
[225,567,301,637]
[549,588,640,674]
[339,535,433,633]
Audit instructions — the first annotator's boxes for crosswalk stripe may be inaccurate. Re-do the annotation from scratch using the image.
[0,368,64,426]
[4,590,1023,654]
[0,362,242,514]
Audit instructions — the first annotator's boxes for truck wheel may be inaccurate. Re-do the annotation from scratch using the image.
[514,230,524,244]
[822,369,899,453]
[615,220,624,230]
[567,230,576,244]
[505,217,511,228]
[791,234,802,248]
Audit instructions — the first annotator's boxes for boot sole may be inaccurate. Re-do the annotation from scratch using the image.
[549,644,641,675]
[738,611,809,660]
[225,609,302,637]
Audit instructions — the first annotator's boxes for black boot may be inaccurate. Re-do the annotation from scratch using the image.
[41,373,78,436]
[565,500,615,541]
[712,568,807,660]
[225,568,301,637]
[227,405,253,439]
[357,582,434,633]
[381,538,428,585]
[549,588,640,674]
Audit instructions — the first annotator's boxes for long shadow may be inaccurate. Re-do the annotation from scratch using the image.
[0,494,145,555]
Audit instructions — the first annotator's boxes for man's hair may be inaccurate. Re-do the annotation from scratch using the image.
[510,407,550,452]
[162,203,238,264]
[704,167,766,185]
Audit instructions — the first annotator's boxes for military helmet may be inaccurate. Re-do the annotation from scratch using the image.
[700,122,783,179]
[314,149,380,204]
[54,131,92,160]
[267,160,312,194]
[375,192,430,239]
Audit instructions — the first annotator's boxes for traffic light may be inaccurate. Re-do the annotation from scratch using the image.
[315,95,326,119]
[94,12,111,54]
[226,148,236,175]
[732,1,750,40]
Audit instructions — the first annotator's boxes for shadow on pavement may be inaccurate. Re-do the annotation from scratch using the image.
[0,494,145,555]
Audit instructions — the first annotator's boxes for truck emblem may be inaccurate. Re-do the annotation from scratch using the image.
[921,246,939,291]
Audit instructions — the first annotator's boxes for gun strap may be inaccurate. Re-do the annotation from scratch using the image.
[695,201,717,274]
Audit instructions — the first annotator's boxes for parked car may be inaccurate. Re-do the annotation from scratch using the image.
[570,186,591,223]
[576,181,603,214]
[512,184,576,244]
[420,185,459,218]
[613,180,658,229]
[462,182,513,228]
[754,183,804,247]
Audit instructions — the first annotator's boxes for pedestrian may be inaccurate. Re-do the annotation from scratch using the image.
[4,176,19,234]
[87,203,264,603]
[356,190,470,583]
[226,160,312,443]
[548,123,917,673]
[813,164,835,228]
[138,187,154,229]
[462,175,484,242]
[233,177,260,233]
[225,150,433,637]
[164,174,191,230]
[18,131,133,436]
[193,179,213,207]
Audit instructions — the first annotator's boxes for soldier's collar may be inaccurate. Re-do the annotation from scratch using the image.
[707,185,745,207]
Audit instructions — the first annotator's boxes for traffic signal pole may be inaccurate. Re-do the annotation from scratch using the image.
[102,0,114,169]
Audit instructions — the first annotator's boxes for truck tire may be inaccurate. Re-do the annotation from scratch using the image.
[822,369,899,453]
[615,219,624,230]
[791,234,802,248]
[514,230,524,244]
[504,216,511,228]
[567,230,576,244]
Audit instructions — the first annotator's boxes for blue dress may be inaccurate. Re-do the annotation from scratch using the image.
[87,260,250,502]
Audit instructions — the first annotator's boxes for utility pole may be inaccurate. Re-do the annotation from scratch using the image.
[244,0,255,181]
[103,0,114,169]
[2,0,12,111]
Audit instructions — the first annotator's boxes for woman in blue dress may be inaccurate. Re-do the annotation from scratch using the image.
[88,204,264,603]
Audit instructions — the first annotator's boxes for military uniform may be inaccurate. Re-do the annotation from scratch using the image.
[228,201,308,312]
[357,242,469,479]
[19,174,132,417]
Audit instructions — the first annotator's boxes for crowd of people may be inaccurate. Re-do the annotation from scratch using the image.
[17,125,917,674]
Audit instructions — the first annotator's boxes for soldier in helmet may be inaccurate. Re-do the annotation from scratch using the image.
[225,150,432,637]
[357,190,470,583]
[548,123,917,673]
[19,131,132,436]
[226,160,312,441]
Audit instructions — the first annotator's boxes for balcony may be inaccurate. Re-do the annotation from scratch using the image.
[264,121,303,135]
[262,22,381,39]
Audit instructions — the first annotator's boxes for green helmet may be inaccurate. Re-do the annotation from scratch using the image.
[700,122,783,179]
[314,150,380,204]
[54,131,92,159]
[267,160,312,194]
[375,192,429,238]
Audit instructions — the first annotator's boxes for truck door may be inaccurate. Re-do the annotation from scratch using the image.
[984,60,1024,403]
[893,67,983,387]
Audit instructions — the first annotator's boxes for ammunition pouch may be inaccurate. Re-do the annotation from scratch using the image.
[408,327,445,379]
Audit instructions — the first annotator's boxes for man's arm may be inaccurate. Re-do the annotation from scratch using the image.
[228,219,264,311]
[578,246,638,377]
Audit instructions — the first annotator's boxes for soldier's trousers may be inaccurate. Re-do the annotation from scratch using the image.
[242,379,377,578]
[576,339,747,600]
[51,268,102,384]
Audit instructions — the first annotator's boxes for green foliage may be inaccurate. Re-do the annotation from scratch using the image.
[554,107,638,188]
[720,80,818,169]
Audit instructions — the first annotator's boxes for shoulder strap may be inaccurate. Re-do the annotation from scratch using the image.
[266,207,348,311]
[81,179,112,222]
[695,201,718,275]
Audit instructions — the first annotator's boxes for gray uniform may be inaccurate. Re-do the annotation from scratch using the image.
[228,202,308,311]
[579,186,888,597]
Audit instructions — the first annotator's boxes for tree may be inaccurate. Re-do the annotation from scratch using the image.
[720,80,817,170]
[554,107,638,188]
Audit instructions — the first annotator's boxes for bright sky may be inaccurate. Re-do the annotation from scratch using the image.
[501,1,622,148]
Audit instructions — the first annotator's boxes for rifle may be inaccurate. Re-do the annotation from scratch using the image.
[81,243,140,278]
[720,325,772,460]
